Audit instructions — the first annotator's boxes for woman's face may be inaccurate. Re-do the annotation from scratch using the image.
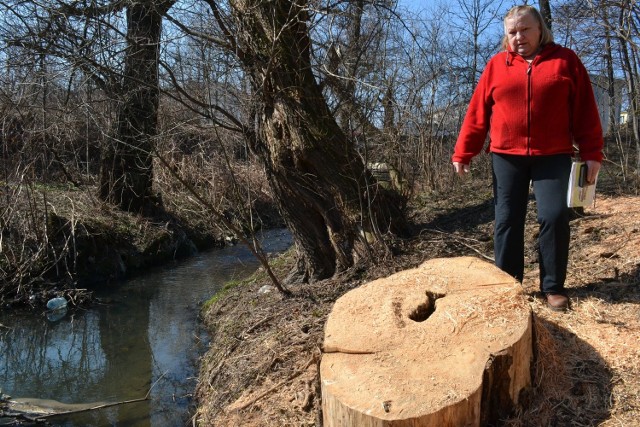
[505,12,542,59]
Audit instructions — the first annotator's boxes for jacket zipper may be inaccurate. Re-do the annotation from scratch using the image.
[527,62,533,155]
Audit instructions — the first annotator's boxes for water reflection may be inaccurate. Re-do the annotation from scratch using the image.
[0,229,292,426]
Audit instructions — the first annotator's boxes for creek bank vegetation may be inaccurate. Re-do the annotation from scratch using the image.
[0,153,283,308]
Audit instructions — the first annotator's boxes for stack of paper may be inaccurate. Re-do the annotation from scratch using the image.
[567,161,597,208]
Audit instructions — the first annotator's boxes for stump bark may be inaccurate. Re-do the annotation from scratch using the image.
[320,256,532,426]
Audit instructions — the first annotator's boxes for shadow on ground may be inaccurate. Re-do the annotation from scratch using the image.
[519,315,614,426]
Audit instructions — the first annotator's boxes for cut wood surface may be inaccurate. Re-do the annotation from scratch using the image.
[320,256,532,426]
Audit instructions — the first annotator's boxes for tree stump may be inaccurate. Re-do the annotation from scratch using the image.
[321,256,532,426]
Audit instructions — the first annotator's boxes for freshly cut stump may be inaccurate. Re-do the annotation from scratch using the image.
[321,256,532,426]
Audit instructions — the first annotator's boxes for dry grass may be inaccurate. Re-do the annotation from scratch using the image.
[509,195,640,426]
[196,187,640,426]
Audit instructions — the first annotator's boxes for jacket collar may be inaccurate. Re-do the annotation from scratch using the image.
[505,42,560,65]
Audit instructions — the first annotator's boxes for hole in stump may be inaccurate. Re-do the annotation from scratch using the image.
[408,291,445,322]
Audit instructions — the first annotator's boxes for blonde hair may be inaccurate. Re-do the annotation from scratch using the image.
[501,5,554,51]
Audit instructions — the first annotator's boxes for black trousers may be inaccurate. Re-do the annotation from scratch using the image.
[491,153,571,294]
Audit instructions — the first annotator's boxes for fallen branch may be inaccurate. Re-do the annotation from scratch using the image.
[230,353,317,412]
[5,371,168,422]
[34,396,149,420]
[456,240,494,262]
[241,310,287,337]
[420,228,494,262]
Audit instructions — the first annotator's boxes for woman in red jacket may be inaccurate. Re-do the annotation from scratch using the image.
[452,5,604,311]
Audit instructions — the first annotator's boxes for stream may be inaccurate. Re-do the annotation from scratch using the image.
[0,228,292,426]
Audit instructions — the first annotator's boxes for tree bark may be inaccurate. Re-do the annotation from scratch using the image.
[617,9,640,170]
[220,0,410,281]
[98,0,170,212]
[539,0,552,31]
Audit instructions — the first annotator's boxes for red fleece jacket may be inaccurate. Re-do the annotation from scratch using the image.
[453,43,604,165]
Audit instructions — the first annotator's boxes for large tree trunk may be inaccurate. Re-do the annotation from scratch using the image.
[539,0,552,31]
[617,11,640,170]
[602,7,618,136]
[98,1,167,212]
[225,0,410,281]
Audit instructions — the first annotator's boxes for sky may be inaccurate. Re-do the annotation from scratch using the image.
[396,0,511,35]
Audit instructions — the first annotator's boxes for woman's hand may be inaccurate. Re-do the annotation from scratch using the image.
[585,160,601,185]
[453,162,470,177]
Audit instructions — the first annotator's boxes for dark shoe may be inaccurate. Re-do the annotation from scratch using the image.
[546,293,569,311]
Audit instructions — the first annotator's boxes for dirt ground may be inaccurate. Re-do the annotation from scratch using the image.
[195,177,640,426]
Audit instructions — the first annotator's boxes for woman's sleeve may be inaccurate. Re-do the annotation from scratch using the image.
[452,61,494,164]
